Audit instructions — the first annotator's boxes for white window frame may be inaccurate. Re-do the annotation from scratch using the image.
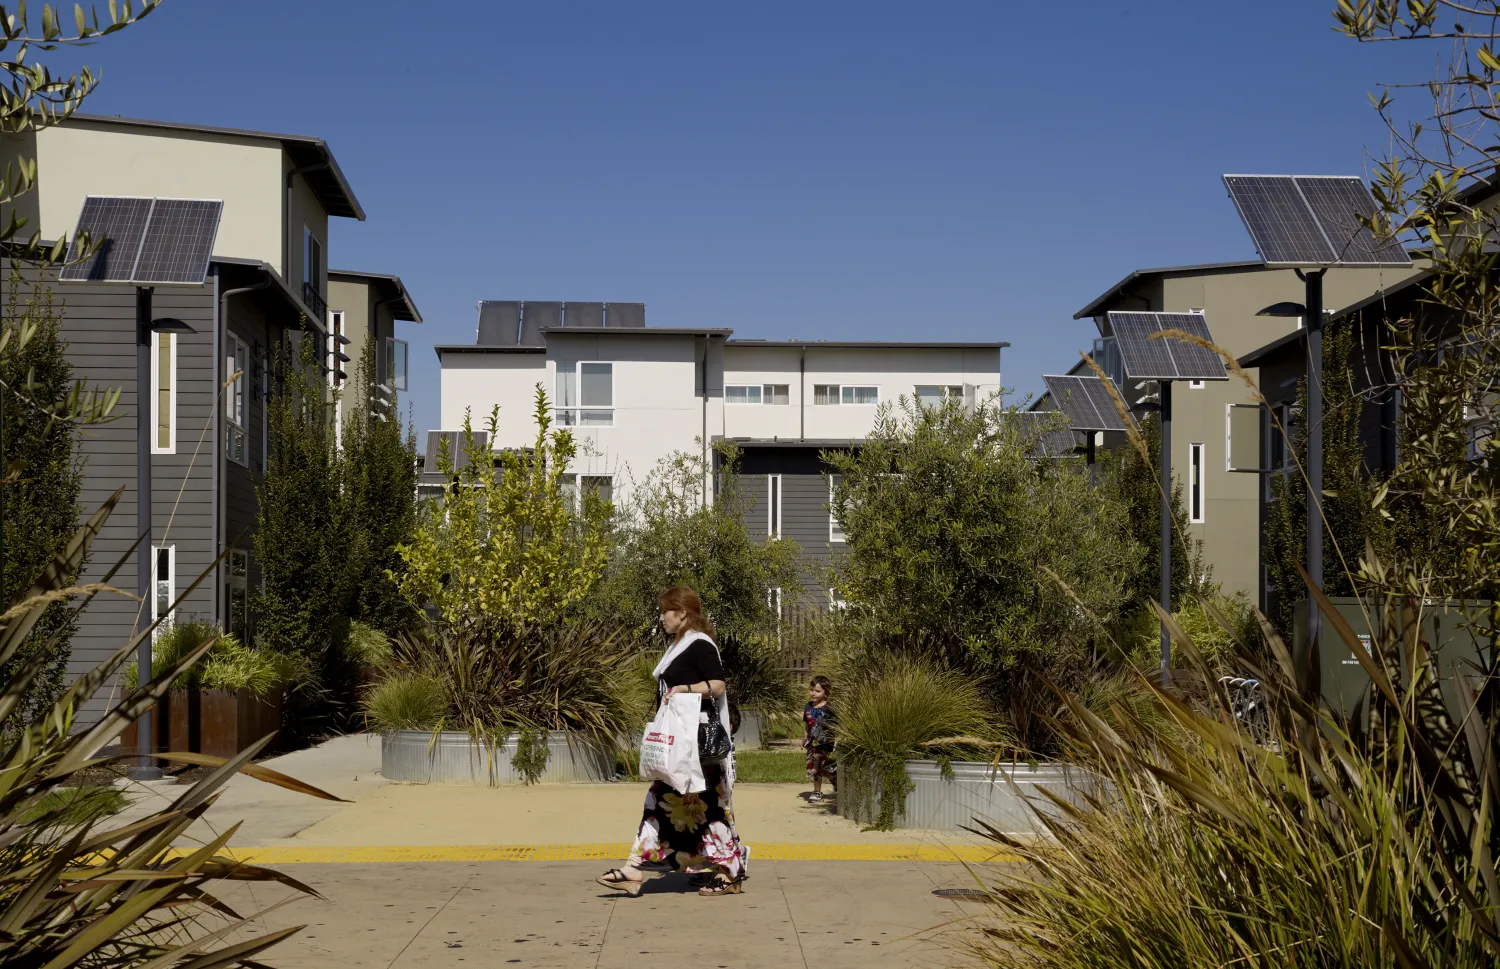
[225,333,249,467]
[814,384,839,405]
[828,589,849,611]
[767,474,782,538]
[841,385,879,405]
[914,384,963,408]
[1189,442,1205,523]
[151,330,177,454]
[150,544,175,628]
[726,384,763,405]
[555,361,614,427]
[829,474,846,543]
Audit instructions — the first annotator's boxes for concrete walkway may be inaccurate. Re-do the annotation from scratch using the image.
[109,735,1016,967]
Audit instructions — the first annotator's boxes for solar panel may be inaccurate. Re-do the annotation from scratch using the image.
[605,302,645,328]
[59,196,153,281]
[59,195,222,284]
[1042,375,1128,432]
[132,199,222,284]
[524,301,562,333]
[1108,312,1228,382]
[1223,174,1411,267]
[477,301,522,344]
[1011,412,1079,458]
[1295,176,1408,266]
[564,302,603,327]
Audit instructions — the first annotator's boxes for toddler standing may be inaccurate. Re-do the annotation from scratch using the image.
[803,675,836,802]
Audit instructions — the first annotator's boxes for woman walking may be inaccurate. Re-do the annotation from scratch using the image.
[597,587,746,897]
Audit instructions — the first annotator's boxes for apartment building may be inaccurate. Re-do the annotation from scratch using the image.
[2,113,420,721]
[1069,259,1422,602]
[434,300,1006,603]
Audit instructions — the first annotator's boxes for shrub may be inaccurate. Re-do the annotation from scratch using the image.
[836,656,1006,830]
[347,620,394,668]
[718,630,799,716]
[593,442,802,641]
[969,590,1500,969]
[363,673,446,732]
[1122,587,1254,675]
[126,624,314,697]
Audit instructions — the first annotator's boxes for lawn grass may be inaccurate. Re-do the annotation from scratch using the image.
[18,786,128,827]
[734,749,810,784]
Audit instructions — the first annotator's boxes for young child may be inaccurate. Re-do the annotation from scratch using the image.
[803,675,836,802]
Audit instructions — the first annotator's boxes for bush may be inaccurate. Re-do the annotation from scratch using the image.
[363,673,446,732]
[718,630,799,716]
[1122,587,1255,675]
[347,620,393,668]
[836,656,1006,830]
[126,623,313,697]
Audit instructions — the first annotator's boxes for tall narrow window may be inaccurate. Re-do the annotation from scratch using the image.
[225,334,248,466]
[226,550,248,642]
[580,362,613,425]
[767,474,782,538]
[151,544,175,627]
[1189,442,1205,523]
[384,336,408,391]
[829,474,846,542]
[151,331,176,453]
[302,227,324,314]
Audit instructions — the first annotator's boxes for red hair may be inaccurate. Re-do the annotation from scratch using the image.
[658,586,715,639]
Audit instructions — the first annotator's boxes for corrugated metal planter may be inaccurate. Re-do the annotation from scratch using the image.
[733,710,762,751]
[840,759,1099,833]
[381,729,616,785]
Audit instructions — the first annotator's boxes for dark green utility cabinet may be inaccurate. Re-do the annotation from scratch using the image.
[1292,598,1491,727]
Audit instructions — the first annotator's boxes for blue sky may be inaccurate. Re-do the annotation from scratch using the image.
[56,0,1436,434]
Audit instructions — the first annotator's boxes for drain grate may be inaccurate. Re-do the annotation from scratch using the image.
[932,888,995,903]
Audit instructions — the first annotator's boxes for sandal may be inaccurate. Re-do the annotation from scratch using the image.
[698,875,744,896]
[596,868,645,897]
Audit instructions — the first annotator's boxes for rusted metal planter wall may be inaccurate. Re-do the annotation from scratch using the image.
[840,760,1098,833]
[381,729,615,785]
[120,688,283,761]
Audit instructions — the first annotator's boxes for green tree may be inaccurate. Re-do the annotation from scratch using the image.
[395,388,611,632]
[824,398,1143,673]
[594,442,803,641]
[1261,319,1391,638]
[340,342,419,634]
[254,333,355,708]
[1099,411,1202,615]
[0,275,82,724]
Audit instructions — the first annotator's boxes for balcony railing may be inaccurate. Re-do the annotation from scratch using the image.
[302,282,328,321]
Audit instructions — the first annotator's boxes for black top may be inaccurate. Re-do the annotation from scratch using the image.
[659,636,726,716]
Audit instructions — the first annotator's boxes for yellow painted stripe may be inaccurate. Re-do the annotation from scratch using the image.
[159,842,1016,865]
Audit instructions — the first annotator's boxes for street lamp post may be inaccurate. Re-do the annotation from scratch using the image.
[130,285,195,781]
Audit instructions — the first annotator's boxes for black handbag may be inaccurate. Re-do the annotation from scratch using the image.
[699,694,732,761]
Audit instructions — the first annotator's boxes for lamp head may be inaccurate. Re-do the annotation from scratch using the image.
[1257,301,1306,318]
[150,317,197,335]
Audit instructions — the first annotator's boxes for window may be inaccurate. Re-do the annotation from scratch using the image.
[915,385,963,408]
[1226,404,1261,472]
[767,474,782,538]
[556,362,613,426]
[151,544,175,628]
[726,384,790,405]
[1189,442,1205,523]
[829,474,846,542]
[226,550,249,643]
[151,331,176,453]
[768,586,783,626]
[303,228,323,293]
[829,589,849,611]
[1190,380,1205,389]
[384,336,408,392]
[560,474,614,512]
[330,313,345,450]
[225,333,248,466]
[814,384,878,405]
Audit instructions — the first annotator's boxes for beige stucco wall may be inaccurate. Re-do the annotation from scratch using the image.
[287,161,329,295]
[19,121,285,269]
[1144,264,1424,602]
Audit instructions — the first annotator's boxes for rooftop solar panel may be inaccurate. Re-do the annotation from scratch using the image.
[1108,312,1228,382]
[1223,174,1412,268]
[132,199,222,284]
[1011,412,1079,458]
[1042,375,1128,431]
[59,196,153,282]
[59,195,222,284]
[478,301,522,345]
[565,302,603,328]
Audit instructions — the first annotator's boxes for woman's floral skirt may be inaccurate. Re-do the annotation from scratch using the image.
[628,761,745,880]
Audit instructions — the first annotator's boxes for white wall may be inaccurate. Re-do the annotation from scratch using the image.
[439,351,547,443]
[723,344,1003,440]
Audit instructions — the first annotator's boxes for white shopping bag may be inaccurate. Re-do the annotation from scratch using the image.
[639,692,705,794]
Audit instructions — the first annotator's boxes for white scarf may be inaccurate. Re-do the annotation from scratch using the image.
[653,630,736,786]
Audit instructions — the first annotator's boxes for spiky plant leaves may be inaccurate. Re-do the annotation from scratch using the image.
[0,496,341,967]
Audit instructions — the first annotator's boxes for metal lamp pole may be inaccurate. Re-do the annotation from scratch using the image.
[130,287,194,781]
[1299,270,1326,658]
[1159,379,1173,688]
